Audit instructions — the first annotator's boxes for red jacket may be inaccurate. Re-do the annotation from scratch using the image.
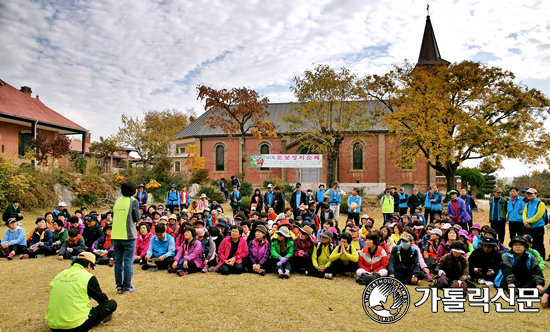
[217,236,249,269]
[358,245,389,273]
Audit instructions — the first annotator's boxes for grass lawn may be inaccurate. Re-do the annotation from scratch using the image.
[1,203,550,331]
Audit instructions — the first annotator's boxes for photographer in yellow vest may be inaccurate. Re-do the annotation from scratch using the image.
[45,252,117,331]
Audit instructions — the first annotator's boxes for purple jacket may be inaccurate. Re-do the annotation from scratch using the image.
[248,238,270,265]
[175,238,204,268]
[447,198,472,224]
[67,222,85,235]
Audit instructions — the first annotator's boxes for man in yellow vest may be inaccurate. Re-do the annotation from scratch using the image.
[380,188,395,224]
[112,181,140,294]
[46,252,117,331]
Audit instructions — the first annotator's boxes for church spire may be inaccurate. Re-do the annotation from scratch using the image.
[417,13,450,66]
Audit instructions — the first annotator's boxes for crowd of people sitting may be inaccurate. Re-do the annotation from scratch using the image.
[2,181,550,308]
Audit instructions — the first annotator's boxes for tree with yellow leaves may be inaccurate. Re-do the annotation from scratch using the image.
[185,144,204,172]
[197,86,277,179]
[358,60,550,191]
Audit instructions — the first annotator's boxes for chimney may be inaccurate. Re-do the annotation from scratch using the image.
[20,86,32,96]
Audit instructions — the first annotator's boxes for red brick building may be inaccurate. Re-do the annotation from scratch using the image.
[0,80,87,162]
[170,15,463,194]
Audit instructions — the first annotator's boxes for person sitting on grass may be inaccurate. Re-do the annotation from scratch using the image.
[217,225,248,275]
[197,228,216,273]
[44,212,55,230]
[166,215,179,238]
[46,252,117,331]
[143,223,175,272]
[82,215,104,252]
[217,220,229,238]
[2,200,23,225]
[378,225,394,255]
[404,230,433,281]
[435,241,471,290]
[204,227,223,272]
[0,218,26,260]
[423,228,442,273]
[308,230,335,280]
[292,225,315,273]
[468,236,501,286]
[48,219,68,255]
[391,223,404,244]
[458,230,475,255]
[388,233,421,285]
[134,222,153,264]
[495,236,545,292]
[92,225,115,266]
[59,228,86,260]
[522,234,546,271]
[67,216,85,236]
[329,233,359,276]
[100,212,113,228]
[271,226,295,278]
[172,226,204,276]
[21,217,53,259]
[349,226,365,251]
[244,224,270,276]
[469,223,482,243]
[436,227,460,263]
[316,219,334,242]
[357,232,389,282]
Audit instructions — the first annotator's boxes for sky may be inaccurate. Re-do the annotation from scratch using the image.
[1,0,549,178]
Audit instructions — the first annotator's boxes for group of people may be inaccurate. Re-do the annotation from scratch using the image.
[2,180,550,330]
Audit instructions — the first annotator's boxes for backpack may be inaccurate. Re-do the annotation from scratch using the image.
[357,272,381,286]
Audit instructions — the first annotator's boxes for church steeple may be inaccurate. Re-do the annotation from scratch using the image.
[417,14,450,66]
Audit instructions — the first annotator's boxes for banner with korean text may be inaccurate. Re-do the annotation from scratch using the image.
[250,154,323,168]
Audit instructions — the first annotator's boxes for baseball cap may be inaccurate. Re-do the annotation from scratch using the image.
[77,252,96,269]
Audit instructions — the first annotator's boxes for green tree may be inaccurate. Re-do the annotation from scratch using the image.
[284,64,374,186]
[478,159,498,195]
[89,135,121,173]
[358,60,550,191]
[456,167,485,191]
[197,86,277,180]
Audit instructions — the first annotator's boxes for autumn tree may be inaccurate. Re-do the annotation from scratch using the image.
[284,64,375,186]
[116,109,195,162]
[197,86,276,179]
[185,144,205,172]
[89,135,122,173]
[358,60,550,191]
[31,135,71,166]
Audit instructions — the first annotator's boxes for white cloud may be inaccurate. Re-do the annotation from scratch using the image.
[0,0,549,177]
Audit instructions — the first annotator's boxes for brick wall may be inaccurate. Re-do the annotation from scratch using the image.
[0,121,56,162]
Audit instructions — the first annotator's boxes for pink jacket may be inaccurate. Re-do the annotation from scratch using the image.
[198,199,209,212]
[412,244,427,270]
[217,236,249,269]
[135,233,153,257]
[175,238,204,268]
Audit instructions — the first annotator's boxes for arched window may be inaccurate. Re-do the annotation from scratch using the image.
[353,142,363,170]
[216,145,224,171]
[260,144,269,170]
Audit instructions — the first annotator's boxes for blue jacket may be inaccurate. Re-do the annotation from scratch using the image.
[460,194,475,215]
[165,190,181,206]
[316,190,326,203]
[429,192,443,211]
[30,228,54,247]
[1,227,27,247]
[398,193,408,208]
[147,234,176,258]
[230,191,242,206]
[507,195,526,223]
[328,188,342,206]
[523,198,546,229]
[348,195,362,213]
[424,192,432,209]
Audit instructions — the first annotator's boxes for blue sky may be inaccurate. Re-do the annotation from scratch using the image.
[1,0,549,178]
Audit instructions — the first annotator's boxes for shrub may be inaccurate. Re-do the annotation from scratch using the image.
[190,169,209,184]
[240,197,252,210]
[197,185,225,202]
[262,178,295,196]
[240,181,253,197]
[210,179,220,187]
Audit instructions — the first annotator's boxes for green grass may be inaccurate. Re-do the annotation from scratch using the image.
[1,205,550,331]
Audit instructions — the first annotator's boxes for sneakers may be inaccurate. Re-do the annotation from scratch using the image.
[284,270,290,279]
[485,281,494,287]
[425,273,433,282]
[278,269,284,278]
[123,287,138,294]
[7,252,14,260]
[103,314,113,324]
[177,270,188,277]
[202,266,209,273]
[167,267,176,274]
[35,254,45,259]
[108,258,114,267]
[478,278,486,285]
[148,267,159,272]
[208,266,216,272]
[259,269,266,276]
[20,254,29,260]
[305,270,309,276]
[116,287,123,295]
[324,273,333,280]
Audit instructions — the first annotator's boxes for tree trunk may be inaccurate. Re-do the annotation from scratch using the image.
[325,146,339,187]
[442,168,457,203]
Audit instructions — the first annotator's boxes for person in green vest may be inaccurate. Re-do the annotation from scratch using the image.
[112,181,140,294]
[45,252,117,331]
[380,189,394,224]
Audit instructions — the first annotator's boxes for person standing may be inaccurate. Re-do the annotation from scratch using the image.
[135,184,148,210]
[45,252,117,331]
[489,187,508,244]
[429,186,443,221]
[389,187,399,215]
[423,187,433,223]
[407,188,422,216]
[507,187,525,239]
[263,184,275,212]
[380,189,394,224]
[112,181,140,294]
[272,186,285,214]
[398,187,409,216]
[231,175,241,190]
[522,188,547,260]
[219,179,229,201]
[180,186,191,210]
[446,190,471,231]
[165,184,181,213]
[290,183,308,219]
[347,188,362,226]
[315,184,326,215]
[324,181,346,222]
[229,185,242,216]
[460,189,475,227]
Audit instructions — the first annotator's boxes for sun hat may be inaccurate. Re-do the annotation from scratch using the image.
[470,223,481,231]
[276,227,292,238]
[256,225,268,234]
[458,229,469,239]
[509,236,529,248]
[299,225,313,237]
[351,226,360,232]
[441,223,451,230]
[77,252,96,267]
[196,229,205,237]
[429,229,442,237]
[320,230,334,239]
[58,202,67,207]
[450,240,467,254]
[138,184,145,187]
[217,220,228,228]
[447,189,459,195]
[401,233,414,243]
[267,184,273,188]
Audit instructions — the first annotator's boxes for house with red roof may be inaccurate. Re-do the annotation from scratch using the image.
[0,79,88,162]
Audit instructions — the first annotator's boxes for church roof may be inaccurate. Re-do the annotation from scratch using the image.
[417,15,450,66]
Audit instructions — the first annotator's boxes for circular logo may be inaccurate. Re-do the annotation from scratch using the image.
[362,277,410,324]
